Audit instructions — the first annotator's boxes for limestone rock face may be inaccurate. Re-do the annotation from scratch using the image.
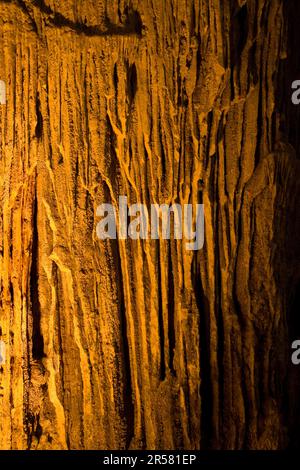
[0,0,299,450]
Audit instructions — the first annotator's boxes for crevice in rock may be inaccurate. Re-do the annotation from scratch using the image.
[35,92,43,139]
[32,0,143,37]
[30,188,45,360]
[192,257,212,450]
[167,242,176,376]
[111,239,134,449]
[157,242,166,381]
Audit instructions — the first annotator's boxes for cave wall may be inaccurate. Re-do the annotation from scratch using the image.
[0,0,299,450]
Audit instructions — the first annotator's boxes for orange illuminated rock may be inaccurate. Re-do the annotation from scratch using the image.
[0,0,299,451]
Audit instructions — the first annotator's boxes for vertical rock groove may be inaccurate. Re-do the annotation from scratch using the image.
[0,0,299,451]
[30,186,44,360]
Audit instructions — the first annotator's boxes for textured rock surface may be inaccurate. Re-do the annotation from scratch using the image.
[0,0,299,450]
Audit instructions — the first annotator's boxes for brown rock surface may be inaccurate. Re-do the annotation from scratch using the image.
[0,0,299,450]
